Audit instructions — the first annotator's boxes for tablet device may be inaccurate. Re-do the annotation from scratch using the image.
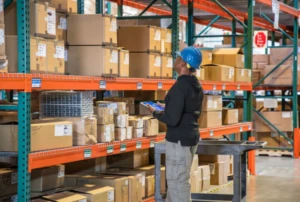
[141,101,165,111]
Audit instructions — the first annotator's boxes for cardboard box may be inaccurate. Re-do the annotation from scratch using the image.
[133,128,144,138]
[161,54,173,78]
[0,169,17,198]
[190,169,200,193]
[97,101,127,116]
[191,155,199,172]
[103,97,134,114]
[31,165,65,192]
[198,155,230,163]
[235,69,251,82]
[195,68,205,81]
[252,70,261,84]
[210,162,228,185]
[0,24,4,57]
[65,175,129,202]
[142,116,159,136]
[199,165,211,192]
[125,126,132,139]
[198,111,222,128]
[161,28,172,53]
[256,132,280,147]
[63,117,97,146]
[222,108,239,125]
[68,46,118,76]
[223,36,245,45]
[201,50,213,66]
[47,40,65,74]
[114,114,129,128]
[129,116,144,128]
[253,54,269,64]
[269,48,300,65]
[254,111,293,132]
[96,107,114,125]
[43,191,87,202]
[118,49,129,77]
[67,14,117,45]
[115,127,127,141]
[73,186,114,202]
[118,26,161,52]
[129,52,162,78]
[97,124,115,143]
[264,65,299,85]
[202,95,222,112]
[145,175,155,197]
[212,48,244,68]
[107,149,149,168]
[257,63,267,70]
[203,64,235,82]
[56,12,67,41]
[49,0,77,13]
[65,157,106,174]
[0,120,72,152]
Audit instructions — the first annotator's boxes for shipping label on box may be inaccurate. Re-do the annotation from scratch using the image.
[115,127,127,141]
[97,124,115,143]
[114,114,129,128]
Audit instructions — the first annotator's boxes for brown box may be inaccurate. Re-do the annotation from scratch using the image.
[126,126,133,139]
[73,186,114,202]
[253,54,269,64]
[47,40,65,74]
[264,65,299,85]
[129,52,161,78]
[199,165,210,192]
[212,48,244,68]
[210,162,228,185]
[0,169,17,198]
[161,54,173,78]
[142,116,159,136]
[133,128,144,138]
[129,116,144,128]
[161,28,172,53]
[114,114,129,128]
[65,157,106,174]
[68,46,118,76]
[62,117,97,146]
[190,169,201,193]
[115,128,127,141]
[235,68,251,82]
[0,120,72,152]
[257,63,267,70]
[0,24,5,57]
[97,124,115,143]
[31,165,65,192]
[252,70,261,84]
[145,175,155,197]
[223,36,245,45]
[96,107,114,125]
[118,26,161,52]
[49,0,77,13]
[118,49,129,77]
[203,64,235,82]
[222,108,239,125]
[43,191,87,202]
[254,111,293,132]
[201,50,213,66]
[97,101,127,115]
[107,149,149,168]
[67,14,117,45]
[56,12,67,41]
[270,48,300,65]
[202,95,222,112]
[256,132,280,147]
[198,111,222,128]
[65,175,129,202]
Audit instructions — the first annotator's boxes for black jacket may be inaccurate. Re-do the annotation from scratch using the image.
[153,75,203,146]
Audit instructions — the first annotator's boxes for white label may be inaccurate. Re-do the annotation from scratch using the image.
[110,19,117,32]
[32,78,41,88]
[136,129,143,138]
[78,200,87,202]
[229,69,235,78]
[196,70,201,77]
[166,33,171,43]
[108,190,114,201]
[0,29,4,45]
[208,97,213,108]
[154,30,161,41]
[154,56,161,67]
[241,69,245,77]
[213,101,217,109]
[150,140,155,148]
[110,50,118,64]
[11,172,18,184]
[247,70,252,77]
[124,53,129,65]
[47,9,56,35]
[158,82,163,89]
[241,55,245,63]
[55,124,72,136]
[121,129,126,140]
[64,50,68,61]
[107,145,113,153]
[218,112,222,119]
[235,111,238,118]
[99,81,106,89]
[36,43,47,57]
[58,17,67,30]
[84,149,92,158]
[167,58,173,68]
[125,180,129,185]
[282,112,291,118]
[120,144,126,152]
[105,126,111,141]
[240,126,243,132]
[274,12,279,29]
[137,82,142,90]
[210,131,214,136]
[54,46,65,59]
[208,53,212,61]
[58,169,64,178]
[263,99,278,109]
[142,175,145,186]
[136,141,142,149]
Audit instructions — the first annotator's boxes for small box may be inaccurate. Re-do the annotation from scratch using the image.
[107,149,149,168]
[201,50,212,65]
[145,175,155,197]
[67,14,117,45]
[31,165,65,192]
[235,69,251,82]
[0,24,5,57]
[73,186,114,202]
[191,155,199,172]
[209,162,228,185]
[161,28,172,53]
[129,52,162,78]
[96,107,114,125]
[49,0,77,13]
[47,40,65,74]
[118,49,129,77]
[65,157,106,174]
[133,128,144,138]
[118,26,161,52]
[161,54,173,78]
[253,54,269,64]
[202,95,222,112]
[43,191,87,202]
[129,117,144,128]
[195,68,205,81]
[0,169,17,198]
[97,101,127,115]
[203,64,235,82]
[115,127,127,141]
[97,124,115,143]
[212,48,244,68]
[254,111,293,132]
[142,116,159,136]
[114,114,129,128]
[222,108,239,125]
[56,12,67,41]
[269,48,300,65]
[198,111,222,128]
[199,165,210,192]
[126,126,133,139]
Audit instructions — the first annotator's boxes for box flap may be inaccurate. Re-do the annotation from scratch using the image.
[213,48,243,54]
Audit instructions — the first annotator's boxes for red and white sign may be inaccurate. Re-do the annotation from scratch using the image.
[254,31,268,48]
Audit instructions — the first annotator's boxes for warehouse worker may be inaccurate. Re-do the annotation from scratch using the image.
[148,46,203,202]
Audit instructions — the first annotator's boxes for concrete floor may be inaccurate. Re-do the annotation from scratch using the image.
[213,156,300,202]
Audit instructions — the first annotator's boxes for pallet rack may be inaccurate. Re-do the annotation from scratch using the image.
[0,0,298,201]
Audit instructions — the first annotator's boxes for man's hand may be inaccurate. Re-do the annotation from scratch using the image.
[157,102,165,108]
[147,105,156,113]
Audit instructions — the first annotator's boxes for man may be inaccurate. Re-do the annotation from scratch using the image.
[148,46,204,202]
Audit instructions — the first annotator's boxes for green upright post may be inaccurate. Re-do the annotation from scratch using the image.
[17,0,31,201]
[231,20,236,48]
[271,31,275,46]
[107,2,112,14]
[187,0,194,46]
[118,0,123,17]
[77,0,84,14]
[96,0,103,14]
[172,0,180,79]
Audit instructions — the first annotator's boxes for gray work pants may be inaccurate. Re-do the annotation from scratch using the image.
[165,140,198,202]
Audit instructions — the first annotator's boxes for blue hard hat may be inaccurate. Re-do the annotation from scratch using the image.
[176,46,202,70]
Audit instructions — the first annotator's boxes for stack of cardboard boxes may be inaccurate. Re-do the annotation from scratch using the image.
[198,95,223,128]
[190,155,211,192]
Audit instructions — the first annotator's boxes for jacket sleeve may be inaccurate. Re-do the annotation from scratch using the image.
[152,86,185,127]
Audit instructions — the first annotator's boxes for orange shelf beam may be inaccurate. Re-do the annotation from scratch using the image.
[28,123,252,171]
[256,0,299,17]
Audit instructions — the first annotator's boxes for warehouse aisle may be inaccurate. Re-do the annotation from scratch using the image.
[212,156,300,202]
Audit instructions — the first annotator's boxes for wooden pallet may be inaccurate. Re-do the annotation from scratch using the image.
[256,149,293,157]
